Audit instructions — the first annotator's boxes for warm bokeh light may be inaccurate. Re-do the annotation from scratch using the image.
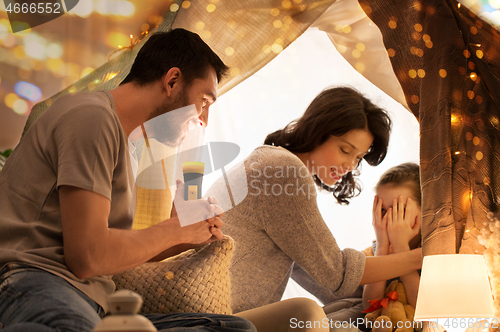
[170,3,179,12]
[272,44,283,53]
[95,0,135,16]
[46,43,63,59]
[0,20,10,38]
[195,21,205,30]
[487,10,500,25]
[106,32,130,48]
[13,46,26,59]
[47,58,64,73]
[207,4,216,12]
[342,25,352,33]
[229,67,240,77]
[81,67,95,78]
[71,0,94,17]
[4,93,19,108]
[2,34,14,48]
[12,98,29,115]
[24,33,47,60]
[65,0,139,17]
[201,30,212,39]
[489,0,500,9]
[355,62,366,73]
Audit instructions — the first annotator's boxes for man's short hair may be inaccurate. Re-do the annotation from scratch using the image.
[121,28,229,86]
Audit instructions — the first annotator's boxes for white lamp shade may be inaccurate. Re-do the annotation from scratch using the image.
[414,254,495,320]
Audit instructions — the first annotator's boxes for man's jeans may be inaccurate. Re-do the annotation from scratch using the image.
[0,264,256,332]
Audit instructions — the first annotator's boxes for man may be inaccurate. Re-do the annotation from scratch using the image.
[0,29,256,332]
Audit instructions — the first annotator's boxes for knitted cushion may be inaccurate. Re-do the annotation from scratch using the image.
[112,235,233,315]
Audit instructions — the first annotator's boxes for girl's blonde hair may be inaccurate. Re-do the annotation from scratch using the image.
[376,162,421,206]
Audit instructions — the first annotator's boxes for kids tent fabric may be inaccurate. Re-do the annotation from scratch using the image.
[356,0,500,255]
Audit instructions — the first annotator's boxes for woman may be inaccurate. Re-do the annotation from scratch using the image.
[206,87,422,316]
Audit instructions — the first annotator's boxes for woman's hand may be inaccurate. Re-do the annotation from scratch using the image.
[387,196,421,253]
[372,195,389,255]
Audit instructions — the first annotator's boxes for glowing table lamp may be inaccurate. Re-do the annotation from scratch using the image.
[414,255,495,332]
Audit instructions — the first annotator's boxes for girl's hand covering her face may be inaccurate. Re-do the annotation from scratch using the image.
[372,195,390,252]
[387,196,421,252]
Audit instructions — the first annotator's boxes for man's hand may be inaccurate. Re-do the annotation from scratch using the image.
[372,195,389,255]
[167,213,224,245]
[171,180,224,227]
[149,211,224,262]
[168,180,224,245]
[387,196,421,252]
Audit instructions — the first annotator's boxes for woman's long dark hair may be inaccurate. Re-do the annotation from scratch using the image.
[264,87,392,204]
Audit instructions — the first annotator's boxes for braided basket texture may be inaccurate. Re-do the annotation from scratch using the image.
[112,236,233,315]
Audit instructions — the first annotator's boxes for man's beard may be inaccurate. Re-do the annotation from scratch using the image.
[146,87,193,147]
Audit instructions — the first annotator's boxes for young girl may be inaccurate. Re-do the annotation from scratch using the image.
[362,162,422,310]
[206,87,423,323]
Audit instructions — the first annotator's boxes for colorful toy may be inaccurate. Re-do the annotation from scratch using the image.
[364,280,423,332]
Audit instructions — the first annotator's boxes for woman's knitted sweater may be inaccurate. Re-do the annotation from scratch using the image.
[206,145,365,313]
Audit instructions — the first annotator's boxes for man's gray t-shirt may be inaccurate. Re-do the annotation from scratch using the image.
[0,91,135,311]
